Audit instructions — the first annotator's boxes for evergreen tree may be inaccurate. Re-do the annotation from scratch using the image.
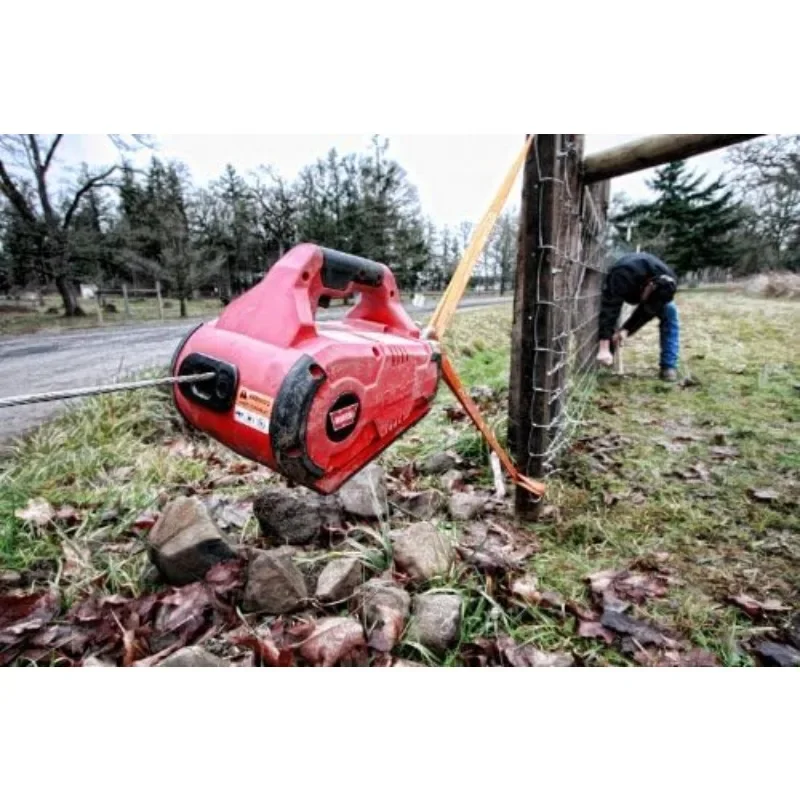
[612,161,741,277]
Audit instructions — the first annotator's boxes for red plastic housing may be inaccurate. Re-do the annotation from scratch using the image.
[171,244,440,494]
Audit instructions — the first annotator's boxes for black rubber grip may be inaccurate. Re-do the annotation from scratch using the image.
[320,248,385,291]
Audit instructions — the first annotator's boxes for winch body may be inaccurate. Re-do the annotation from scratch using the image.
[171,244,440,494]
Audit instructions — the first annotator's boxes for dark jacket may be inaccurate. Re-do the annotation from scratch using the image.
[598,252,677,341]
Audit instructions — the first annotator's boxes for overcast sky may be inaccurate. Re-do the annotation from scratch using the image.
[58,134,732,228]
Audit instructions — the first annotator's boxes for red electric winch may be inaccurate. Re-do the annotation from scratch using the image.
[171,244,440,495]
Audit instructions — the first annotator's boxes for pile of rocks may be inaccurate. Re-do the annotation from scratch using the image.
[145,456,500,666]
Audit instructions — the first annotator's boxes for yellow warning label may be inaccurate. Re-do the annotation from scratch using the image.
[236,387,273,417]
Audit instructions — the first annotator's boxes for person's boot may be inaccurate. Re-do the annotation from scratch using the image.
[660,368,678,382]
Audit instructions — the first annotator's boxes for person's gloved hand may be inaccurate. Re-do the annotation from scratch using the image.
[597,341,613,367]
[612,329,628,348]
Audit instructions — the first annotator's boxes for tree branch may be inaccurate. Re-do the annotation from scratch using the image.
[0,158,37,224]
[62,166,118,231]
[43,135,63,173]
[28,135,58,227]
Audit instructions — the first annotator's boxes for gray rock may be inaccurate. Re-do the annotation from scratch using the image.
[754,641,800,667]
[243,549,308,614]
[253,487,341,545]
[420,451,458,475]
[148,497,237,586]
[395,489,445,520]
[440,470,464,493]
[362,579,411,652]
[315,558,363,604]
[336,464,388,519]
[391,522,454,583]
[158,646,228,667]
[408,593,462,654]
[448,492,487,521]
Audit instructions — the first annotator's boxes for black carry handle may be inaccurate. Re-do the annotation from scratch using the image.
[319,248,385,291]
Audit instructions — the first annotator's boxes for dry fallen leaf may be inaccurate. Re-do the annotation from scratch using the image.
[0,591,60,657]
[750,488,780,503]
[298,617,367,667]
[498,637,574,667]
[61,542,92,581]
[229,626,293,667]
[578,620,615,645]
[600,610,680,650]
[55,505,82,525]
[14,498,56,527]
[510,575,539,603]
[587,568,670,606]
[132,511,159,532]
[729,594,790,618]
[634,648,719,667]
[215,501,252,530]
[167,439,196,458]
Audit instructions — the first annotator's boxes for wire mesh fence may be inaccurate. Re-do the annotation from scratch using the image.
[510,134,611,509]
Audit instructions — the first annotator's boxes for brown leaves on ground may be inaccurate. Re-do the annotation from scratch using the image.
[462,637,574,667]
[15,499,84,530]
[228,625,294,667]
[14,498,56,527]
[728,594,790,619]
[457,521,539,574]
[296,617,368,667]
[0,591,60,654]
[633,648,719,667]
[587,566,671,607]
[578,620,615,645]
[0,560,245,667]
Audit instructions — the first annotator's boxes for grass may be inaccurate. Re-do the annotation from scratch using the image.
[1,290,798,666]
[0,295,226,336]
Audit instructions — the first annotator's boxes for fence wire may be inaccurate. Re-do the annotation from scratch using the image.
[524,135,611,482]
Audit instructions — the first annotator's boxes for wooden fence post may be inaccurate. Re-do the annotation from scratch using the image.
[156,281,164,321]
[96,289,103,325]
[509,134,561,518]
[122,283,131,320]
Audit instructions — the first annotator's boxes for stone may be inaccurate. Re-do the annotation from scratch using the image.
[391,522,454,583]
[420,451,458,475]
[448,492,487,521]
[754,641,800,667]
[243,549,307,614]
[336,464,388,519]
[408,593,462,655]
[440,470,464,493]
[393,659,426,667]
[158,646,227,667]
[253,487,342,546]
[362,579,411,652]
[315,558,364,604]
[82,656,116,667]
[394,489,445,520]
[148,497,237,586]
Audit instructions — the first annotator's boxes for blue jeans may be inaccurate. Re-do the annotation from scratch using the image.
[658,302,680,370]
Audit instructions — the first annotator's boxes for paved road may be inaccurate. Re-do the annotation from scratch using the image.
[0,295,511,446]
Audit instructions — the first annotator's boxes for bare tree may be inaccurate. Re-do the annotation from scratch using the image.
[727,135,800,271]
[0,134,148,315]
